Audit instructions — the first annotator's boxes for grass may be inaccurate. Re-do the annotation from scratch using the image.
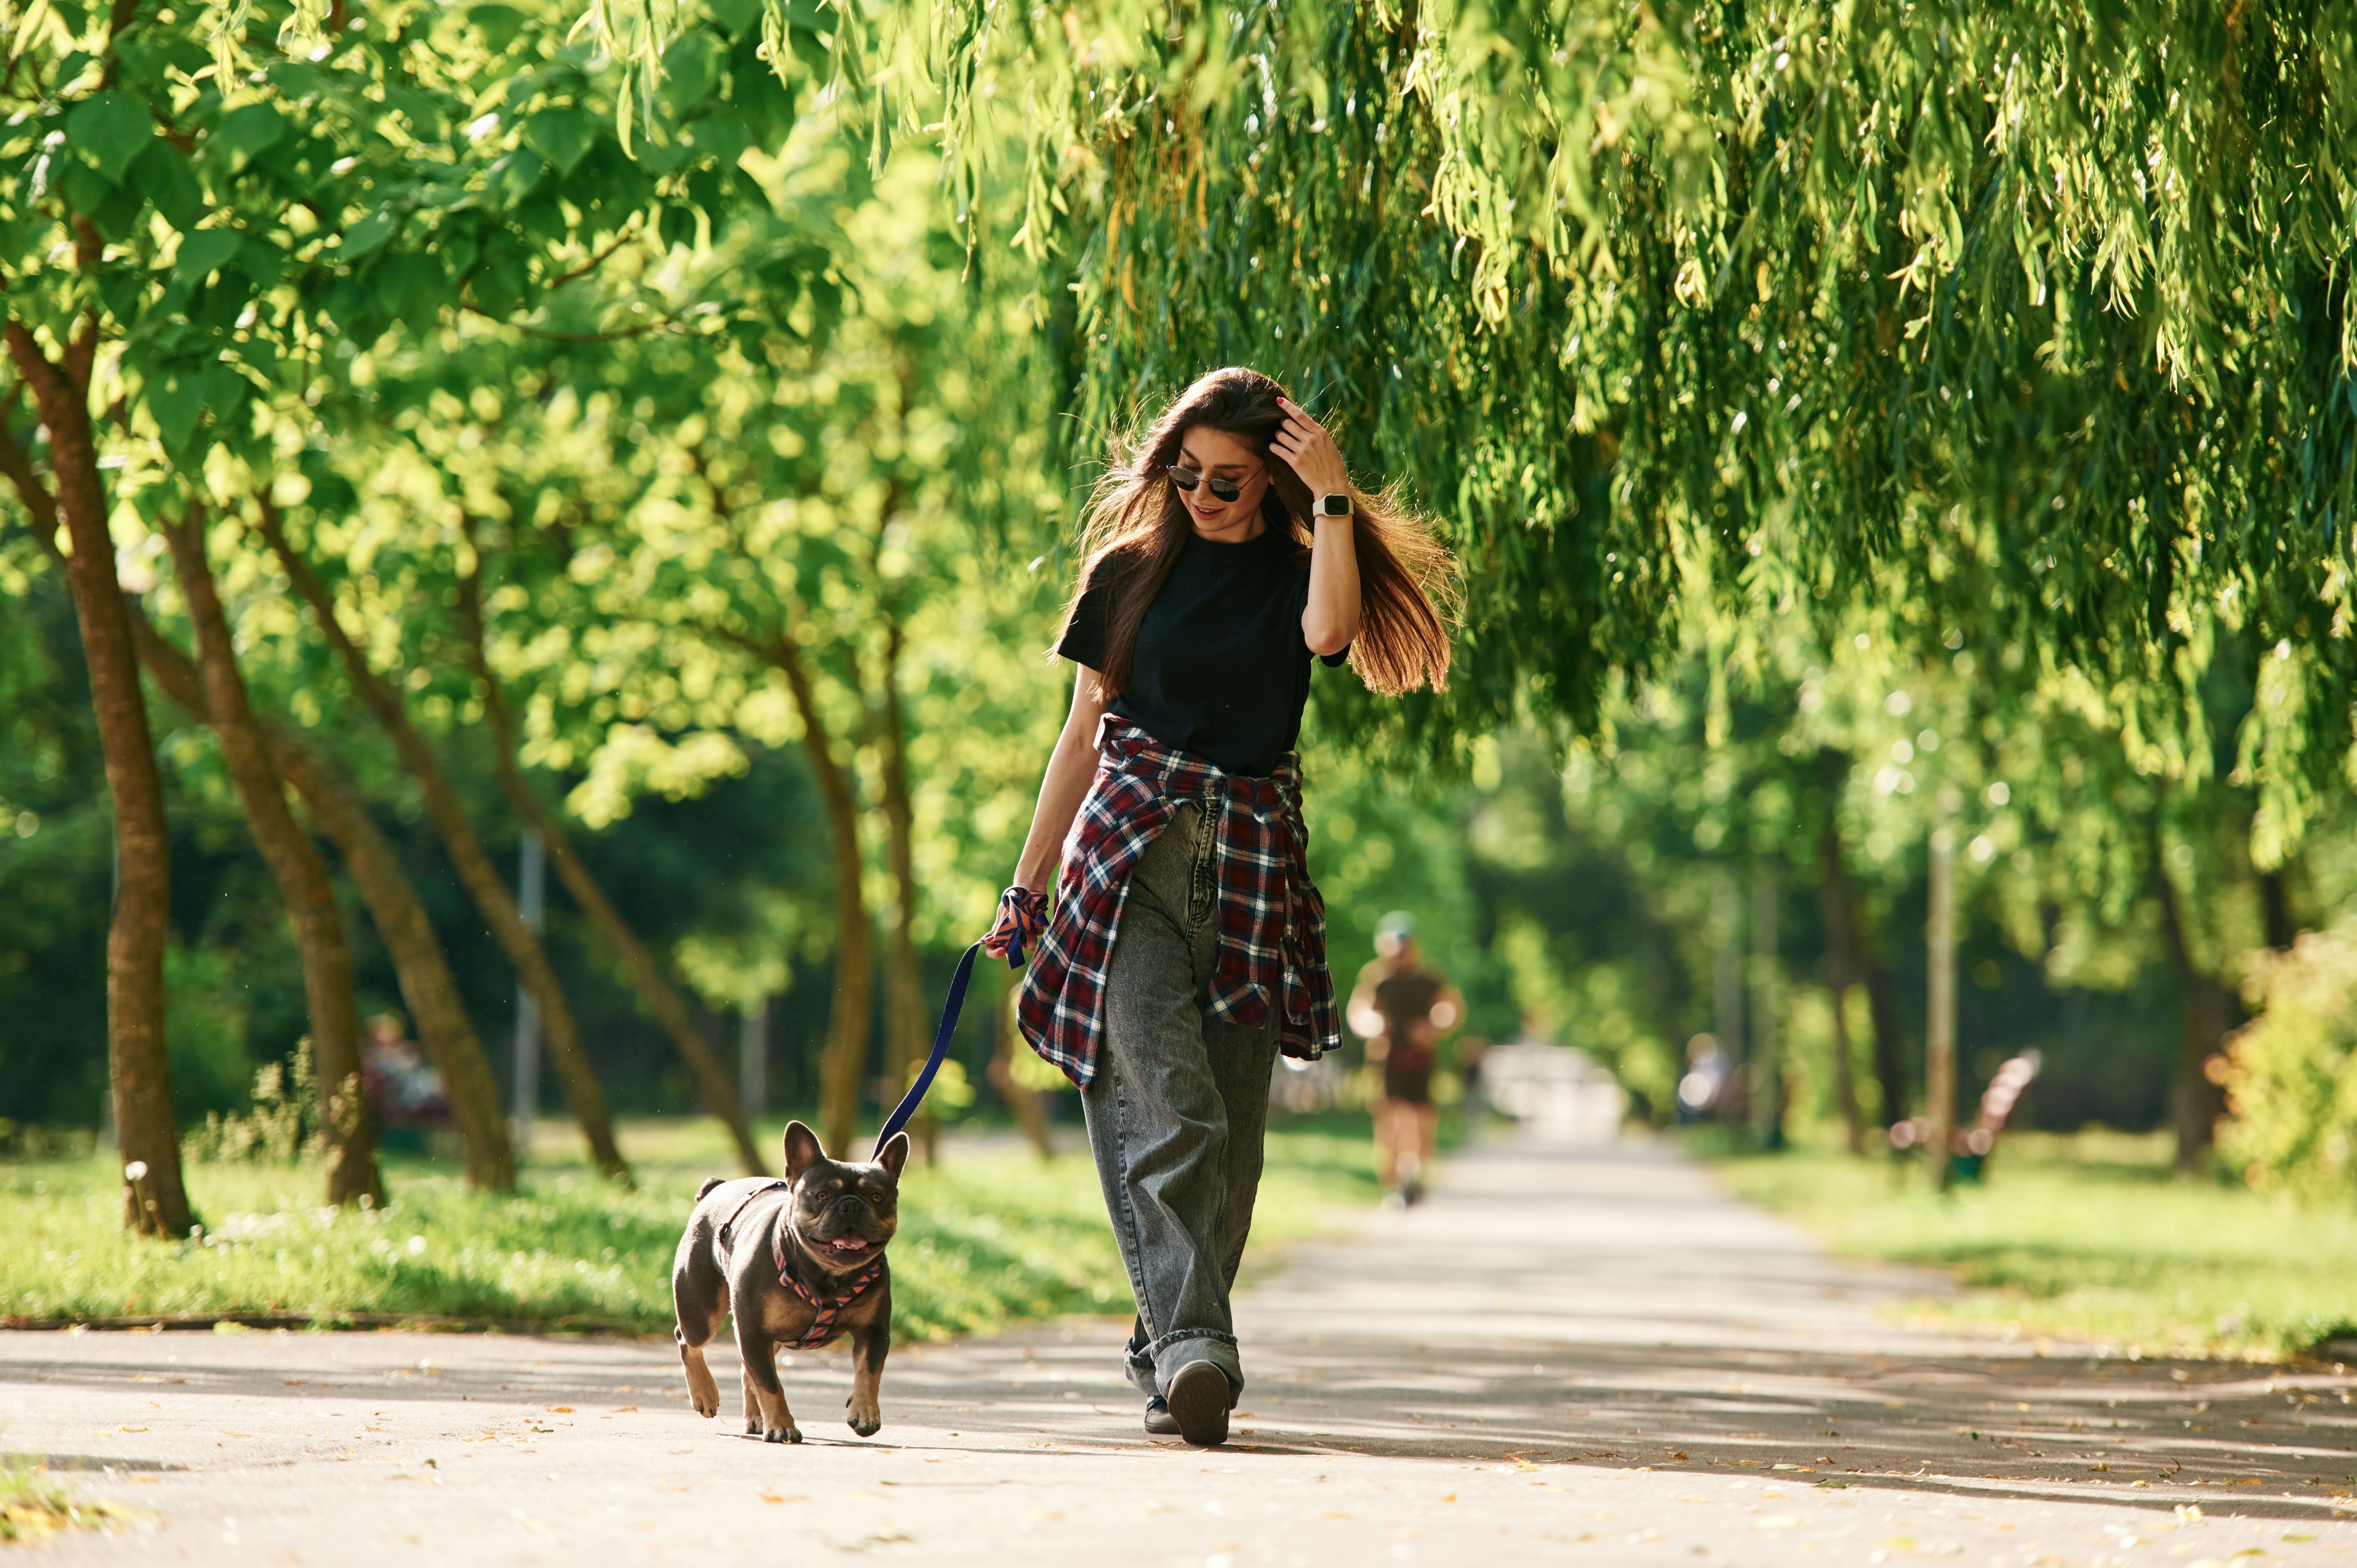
[0,1460,133,1543]
[1702,1126,2357,1362]
[0,1115,1382,1342]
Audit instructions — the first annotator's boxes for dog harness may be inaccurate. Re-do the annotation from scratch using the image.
[715,1180,885,1350]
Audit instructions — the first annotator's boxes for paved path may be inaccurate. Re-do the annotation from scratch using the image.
[6,1136,2354,1565]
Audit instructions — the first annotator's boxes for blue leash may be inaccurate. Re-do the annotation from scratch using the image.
[871,937,1018,1158]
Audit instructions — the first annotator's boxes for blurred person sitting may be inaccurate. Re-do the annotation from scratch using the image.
[1347,912,1461,1206]
[361,1014,450,1151]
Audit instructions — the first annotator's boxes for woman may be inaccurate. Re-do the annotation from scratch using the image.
[983,367,1454,1447]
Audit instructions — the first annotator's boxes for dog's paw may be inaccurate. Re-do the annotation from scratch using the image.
[690,1391,720,1419]
[846,1396,882,1438]
[762,1424,803,1445]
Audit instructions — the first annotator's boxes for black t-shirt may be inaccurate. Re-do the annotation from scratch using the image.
[1057,524,1350,777]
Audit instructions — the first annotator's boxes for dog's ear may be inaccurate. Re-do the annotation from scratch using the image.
[876,1130,911,1180]
[782,1120,824,1182]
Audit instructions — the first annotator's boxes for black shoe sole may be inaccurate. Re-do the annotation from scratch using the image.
[1164,1362,1231,1448]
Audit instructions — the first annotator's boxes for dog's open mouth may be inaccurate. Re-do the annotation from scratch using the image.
[821,1235,877,1257]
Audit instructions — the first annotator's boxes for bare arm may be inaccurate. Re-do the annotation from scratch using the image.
[1004,668,1109,904]
[1274,396,1362,656]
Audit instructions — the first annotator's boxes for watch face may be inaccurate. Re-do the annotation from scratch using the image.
[1320,495,1349,515]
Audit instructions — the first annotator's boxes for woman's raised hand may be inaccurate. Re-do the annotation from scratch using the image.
[1273,397,1350,501]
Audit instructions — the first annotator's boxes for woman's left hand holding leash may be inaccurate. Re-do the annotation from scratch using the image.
[1273,397,1350,501]
[984,886,1050,965]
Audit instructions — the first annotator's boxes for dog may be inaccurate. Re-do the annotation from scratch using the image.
[672,1121,908,1443]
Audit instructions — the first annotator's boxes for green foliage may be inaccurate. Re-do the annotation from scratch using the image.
[1,0,814,470]
[186,1040,318,1165]
[160,943,258,1119]
[1712,1131,2357,1359]
[2220,927,2357,1204]
[0,1121,1377,1337]
[895,0,2357,812]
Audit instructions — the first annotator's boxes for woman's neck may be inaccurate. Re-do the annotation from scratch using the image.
[1190,513,1268,545]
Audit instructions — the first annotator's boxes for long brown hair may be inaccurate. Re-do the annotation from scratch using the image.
[1058,367,1457,699]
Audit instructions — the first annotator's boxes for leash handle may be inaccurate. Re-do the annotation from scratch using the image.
[873,940,982,1157]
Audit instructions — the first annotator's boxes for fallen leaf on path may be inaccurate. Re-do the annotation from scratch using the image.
[218,1429,253,1437]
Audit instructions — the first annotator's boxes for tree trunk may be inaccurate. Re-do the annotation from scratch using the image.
[263,735,515,1189]
[1924,822,1958,1191]
[161,506,380,1206]
[754,628,872,1159]
[1857,914,1910,1131]
[985,963,1054,1159]
[1820,959,1866,1156]
[693,452,874,1160]
[453,554,764,1176]
[1711,872,1746,1127]
[2152,844,2228,1175]
[1750,859,1784,1150]
[108,603,516,1191]
[1811,802,1868,1154]
[4,323,188,1237]
[875,617,936,1164]
[256,503,630,1186]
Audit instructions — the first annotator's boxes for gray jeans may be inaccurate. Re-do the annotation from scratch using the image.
[1080,800,1280,1403]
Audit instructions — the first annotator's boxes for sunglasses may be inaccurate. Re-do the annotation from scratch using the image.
[1167,462,1252,503]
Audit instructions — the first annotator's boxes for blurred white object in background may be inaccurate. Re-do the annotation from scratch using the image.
[1272,1051,1345,1113]
[1481,1041,1625,1144]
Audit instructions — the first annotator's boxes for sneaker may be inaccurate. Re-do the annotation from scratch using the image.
[1380,1190,1407,1211]
[1401,1177,1425,1206]
[1142,1395,1179,1437]
[1163,1362,1231,1448]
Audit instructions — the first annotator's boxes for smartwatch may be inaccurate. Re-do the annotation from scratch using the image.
[1314,493,1351,518]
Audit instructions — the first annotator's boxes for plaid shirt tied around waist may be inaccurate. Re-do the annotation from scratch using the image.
[1015,720,1340,1087]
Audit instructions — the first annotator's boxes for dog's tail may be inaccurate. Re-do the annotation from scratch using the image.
[695,1177,725,1200]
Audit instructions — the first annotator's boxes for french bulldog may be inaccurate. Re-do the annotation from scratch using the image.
[672,1121,908,1443]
